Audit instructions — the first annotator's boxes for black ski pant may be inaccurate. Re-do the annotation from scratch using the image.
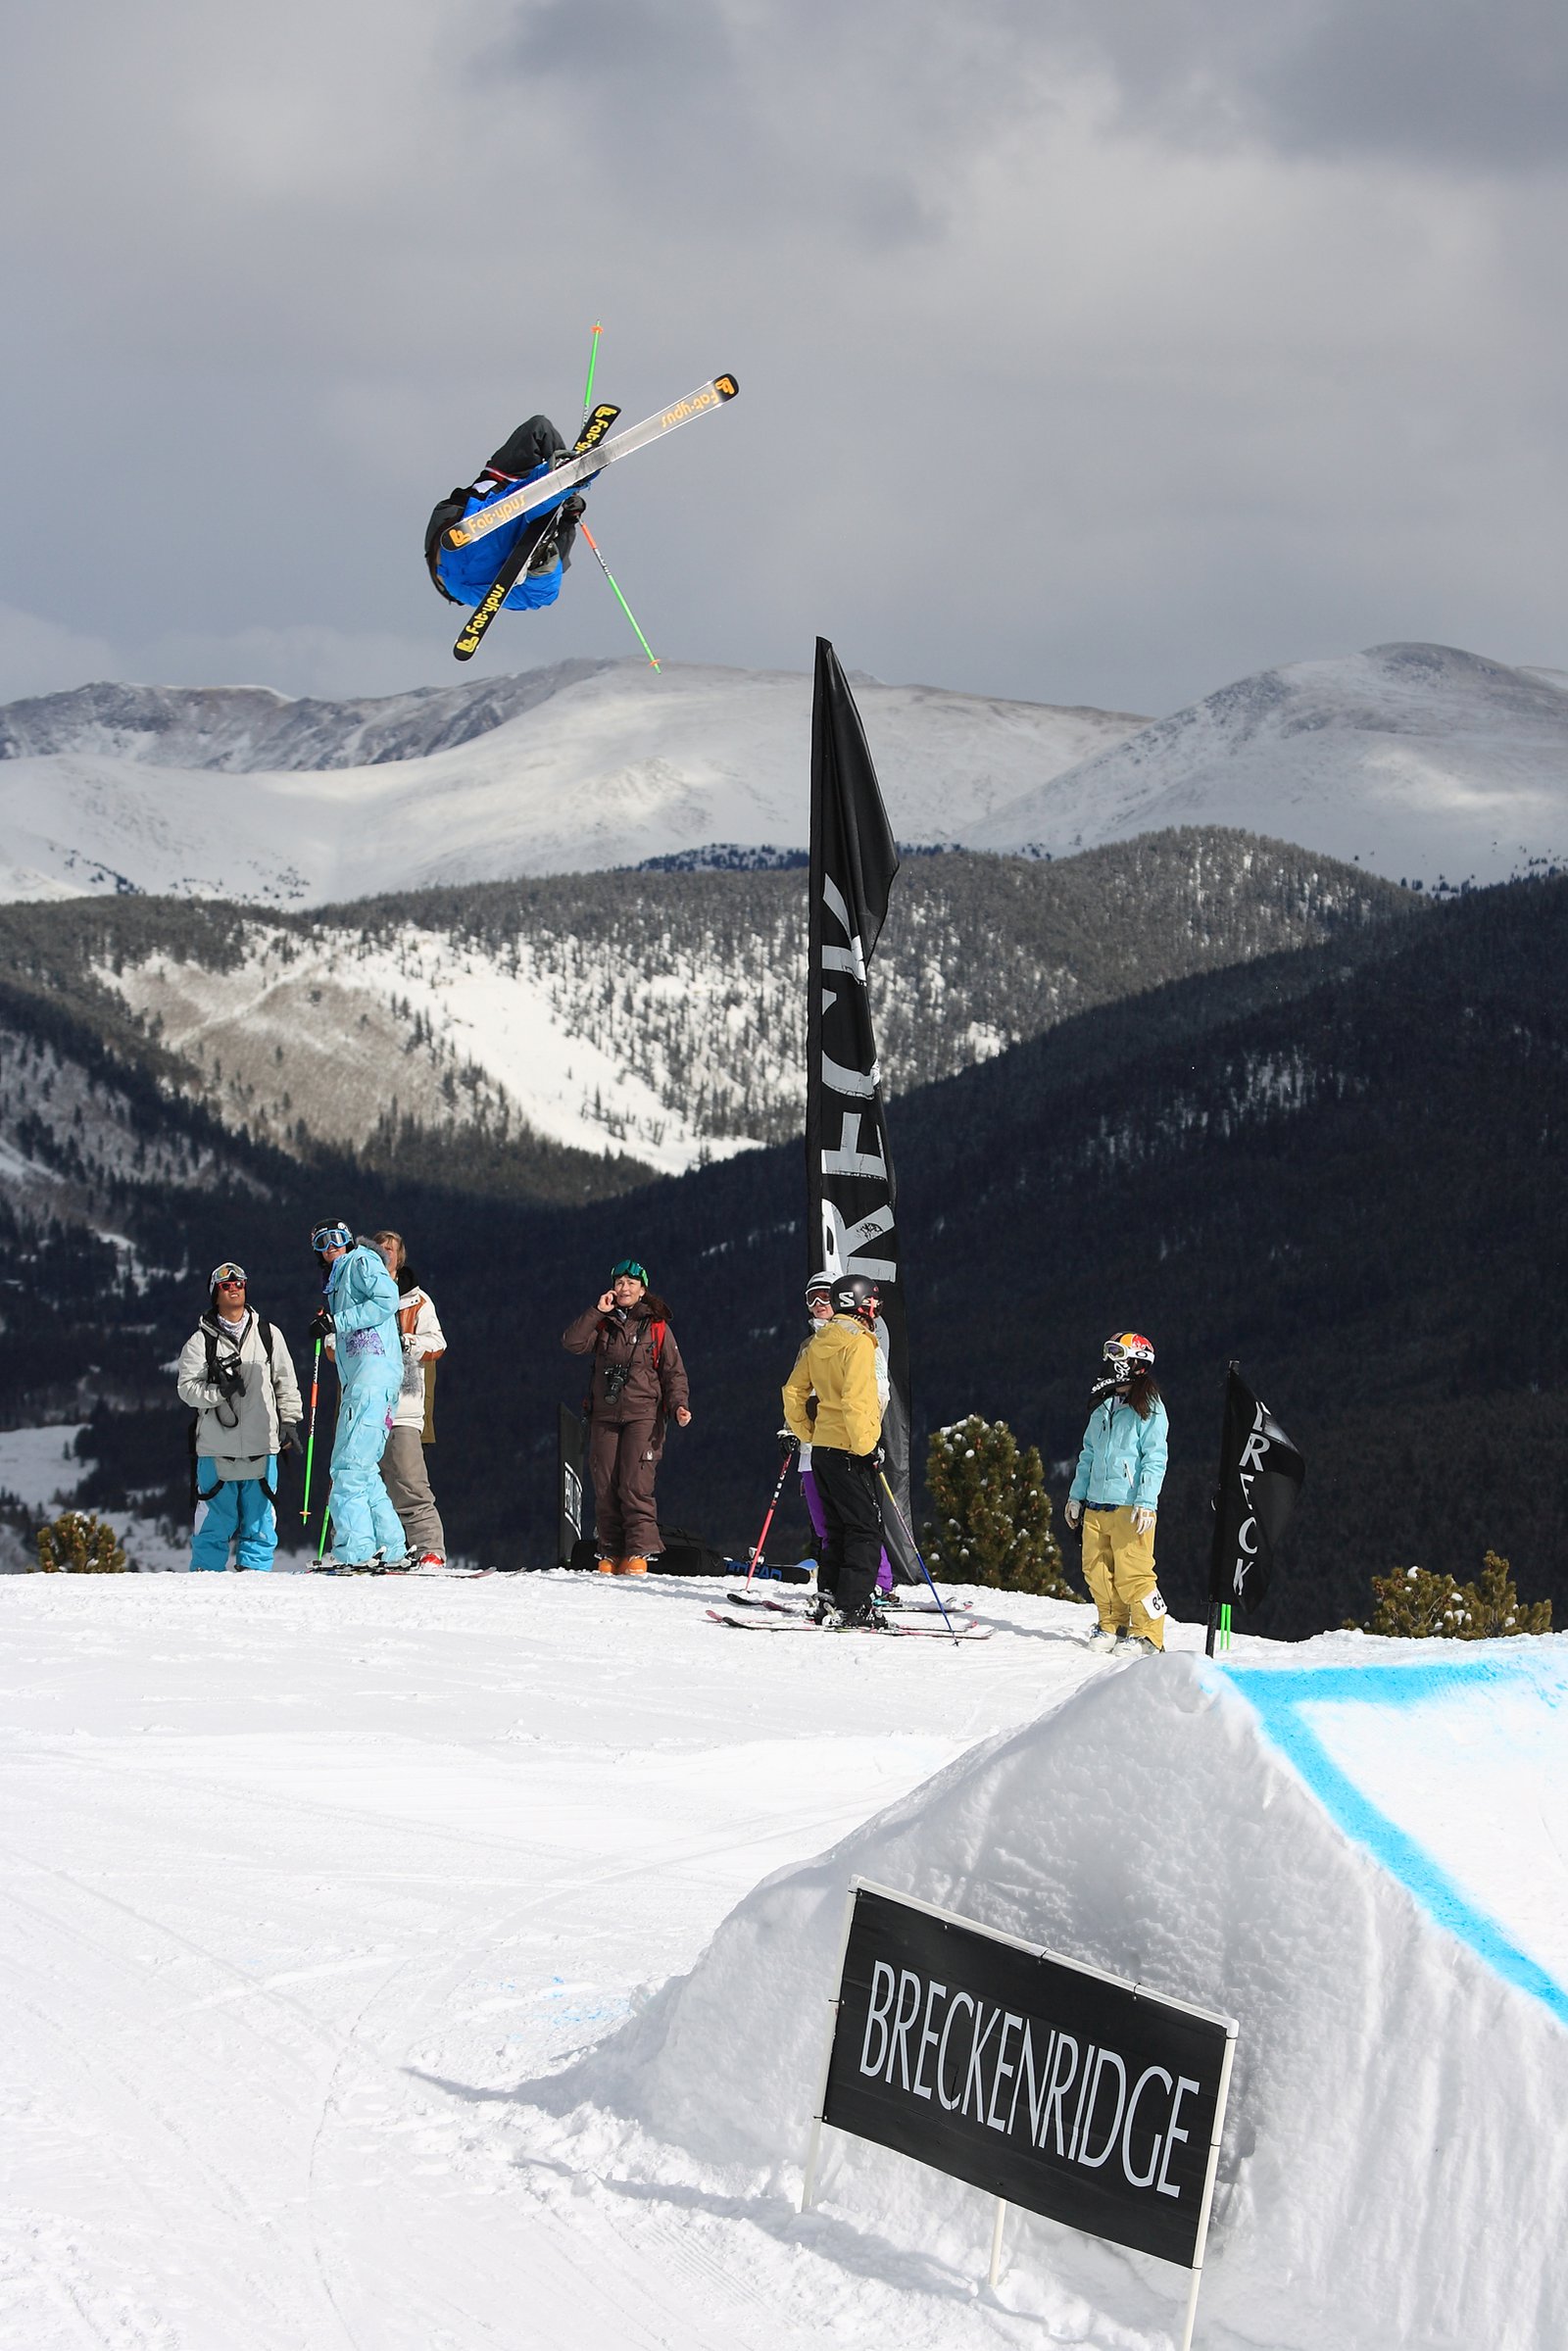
[810,1447,884,1617]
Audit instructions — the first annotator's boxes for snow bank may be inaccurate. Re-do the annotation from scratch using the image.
[540,1645,1568,2351]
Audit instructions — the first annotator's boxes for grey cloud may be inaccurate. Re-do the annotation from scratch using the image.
[1021,0,1568,173]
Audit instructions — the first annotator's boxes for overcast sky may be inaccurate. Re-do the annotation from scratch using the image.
[3,0,1566,716]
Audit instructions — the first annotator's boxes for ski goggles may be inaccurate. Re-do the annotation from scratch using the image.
[610,1259,650,1286]
[311,1222,354,1253]
[210,1262,248,1290]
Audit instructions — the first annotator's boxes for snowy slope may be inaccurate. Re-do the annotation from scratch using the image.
[0,662,1144,905]
[977,642,1568,886]
[3,1570,1563,2351]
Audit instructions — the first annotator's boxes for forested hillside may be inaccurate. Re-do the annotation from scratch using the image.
[19,872,1566,1639]
[0,831,1412,1191]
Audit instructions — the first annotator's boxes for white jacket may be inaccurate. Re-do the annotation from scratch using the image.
[393,1287,446,1432]
[176,1309,302,1476]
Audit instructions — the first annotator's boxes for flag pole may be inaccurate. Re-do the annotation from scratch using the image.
[1205,1360,1239,1659]
[579,522,661,668]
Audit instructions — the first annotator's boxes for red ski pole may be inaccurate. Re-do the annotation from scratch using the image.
[744,1452,796,1591]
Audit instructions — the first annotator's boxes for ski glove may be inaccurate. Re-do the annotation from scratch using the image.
[308,1308,334,1345]
[1131,1506,1156,1536]
[278,1424,301,1456]
[1064,1498,1083,1531]
[775,1428,800,1455]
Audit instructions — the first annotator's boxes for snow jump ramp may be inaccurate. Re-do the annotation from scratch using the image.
[540,1640,1568,2351]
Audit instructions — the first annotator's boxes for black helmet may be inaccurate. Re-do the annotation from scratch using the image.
[830,1274,881,1320]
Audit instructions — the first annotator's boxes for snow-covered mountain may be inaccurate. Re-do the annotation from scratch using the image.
[0,663,1143,906]
[976,642,1568,887]
[6,639,1562,909]
[68,834,1407,1183]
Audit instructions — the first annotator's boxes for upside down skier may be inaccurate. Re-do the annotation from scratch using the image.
[423,416,589,615]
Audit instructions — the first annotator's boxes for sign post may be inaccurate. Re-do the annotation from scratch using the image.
[804,1882,1237,2343]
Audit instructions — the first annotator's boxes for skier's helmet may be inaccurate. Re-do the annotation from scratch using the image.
[830,1274,881,1321]
[1102,1330,1154,1377]
[311,1221,354,1254]
[805,1269,834,1300]
[610,1258,649,1288]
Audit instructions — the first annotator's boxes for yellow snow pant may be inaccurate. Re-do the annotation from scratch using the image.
[1082,1506,1167,1648]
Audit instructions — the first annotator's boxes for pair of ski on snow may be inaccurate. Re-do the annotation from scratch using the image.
[709,1590,993,1641]
[448,372,739,661]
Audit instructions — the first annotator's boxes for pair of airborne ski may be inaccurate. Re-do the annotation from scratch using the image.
[448,372,740,661]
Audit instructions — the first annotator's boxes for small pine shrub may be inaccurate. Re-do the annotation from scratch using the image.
[922,1415,1081,1600]
[1350,1549,1550,1639]
[34,1510,129,1574]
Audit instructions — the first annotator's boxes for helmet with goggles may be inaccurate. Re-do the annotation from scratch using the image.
[1102,1331,1154,1373]
[311,1221,354,1254]
[209,1260,248,1292]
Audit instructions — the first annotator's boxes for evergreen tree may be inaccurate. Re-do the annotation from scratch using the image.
[34,1509,128,1573]
[1351,1549,1550,1639]
[922,1415,1080,1599]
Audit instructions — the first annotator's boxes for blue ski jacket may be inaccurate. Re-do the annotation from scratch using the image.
[1069,1395,1170,1512]
[325,1243,402,1384]
[434,462,574,612]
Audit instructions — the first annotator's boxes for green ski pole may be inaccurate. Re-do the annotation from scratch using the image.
[581,322,603,423]
[579,521,660,670]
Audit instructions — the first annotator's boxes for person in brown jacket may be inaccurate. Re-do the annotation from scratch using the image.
[563,1257,692,1574]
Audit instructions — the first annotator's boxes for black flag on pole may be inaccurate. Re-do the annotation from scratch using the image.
[806,639,917,1578]
[1207,1363,1305,1617]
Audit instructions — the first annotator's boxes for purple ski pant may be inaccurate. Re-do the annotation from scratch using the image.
[801,1465,894,1593]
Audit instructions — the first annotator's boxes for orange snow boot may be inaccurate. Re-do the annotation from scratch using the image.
[596,1555,617,1574]
[617,1555,649,1576]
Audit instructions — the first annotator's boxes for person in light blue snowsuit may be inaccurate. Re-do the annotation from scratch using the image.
[310,1221,408,1568]
[423,415,588,614]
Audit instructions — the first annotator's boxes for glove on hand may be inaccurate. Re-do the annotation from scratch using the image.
[776,1428,800,1455]
[309,1308,333,1345]
[1131,1506,1156,1536]
[213,1359,246,1403]
[278,1424,301,1456]
[1064,1498,1083,1531]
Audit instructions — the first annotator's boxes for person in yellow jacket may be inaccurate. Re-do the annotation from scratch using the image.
[781,1274,886,1627]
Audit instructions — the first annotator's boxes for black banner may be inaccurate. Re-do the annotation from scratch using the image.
[822,1886,1233,2269]
[558,1402,585,1569]
[806,638,915,1576]
[1207,1364,1305,1614]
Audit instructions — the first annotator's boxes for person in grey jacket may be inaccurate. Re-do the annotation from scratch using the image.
[175,1260,302,1571]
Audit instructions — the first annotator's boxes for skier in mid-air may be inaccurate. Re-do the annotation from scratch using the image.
[424,416,588,616]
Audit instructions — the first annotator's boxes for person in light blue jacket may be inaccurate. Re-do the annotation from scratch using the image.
[309,1221,408,1571]
[1065,1332,1170,1654]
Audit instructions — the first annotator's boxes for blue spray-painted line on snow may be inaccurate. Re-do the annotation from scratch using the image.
[1224,1655,1568,2027]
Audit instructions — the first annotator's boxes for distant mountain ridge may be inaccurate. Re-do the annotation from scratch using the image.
[974,642,1568,887]
[2,640,1565,905]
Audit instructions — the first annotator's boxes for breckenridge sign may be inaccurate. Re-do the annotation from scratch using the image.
[803,1884,1237,2345]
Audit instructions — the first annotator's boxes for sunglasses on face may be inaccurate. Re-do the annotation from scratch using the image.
[217,1277,247,1290]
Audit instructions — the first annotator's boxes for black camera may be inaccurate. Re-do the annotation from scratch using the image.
[215,1360,246,1403]
[602,1361,630,1404]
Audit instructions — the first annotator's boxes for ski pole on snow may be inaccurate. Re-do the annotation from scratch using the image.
[878,1470,961,1647]
[744,1453,796,1590]
[579,523,661,669]
[301,1338,322,1524]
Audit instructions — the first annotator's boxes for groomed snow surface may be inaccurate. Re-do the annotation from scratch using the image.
[3,1571,1565,2351]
